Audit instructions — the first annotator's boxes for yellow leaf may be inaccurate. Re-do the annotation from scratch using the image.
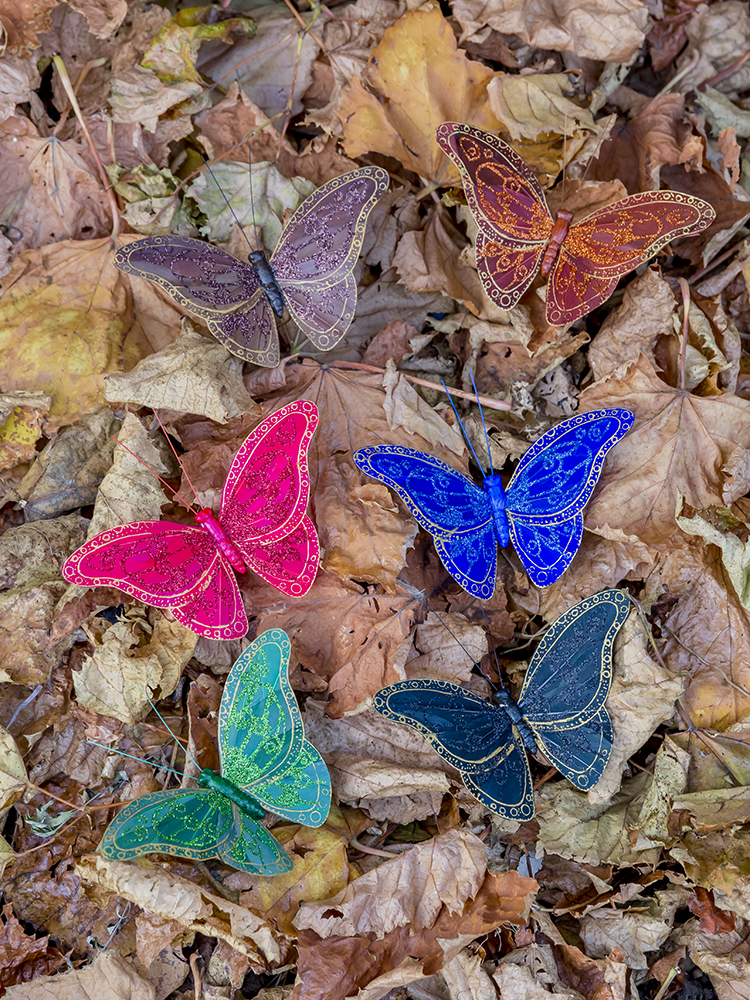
[338,6,503,184]
[142,7,257,86]
[0,239,148,430]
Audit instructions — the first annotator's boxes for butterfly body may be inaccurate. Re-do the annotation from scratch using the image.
[435,122,715,325]
[373,590,629,820]
[101,629,332,874]
[63,401,320,640]
[354,408,633,596]
[114,166,390,366]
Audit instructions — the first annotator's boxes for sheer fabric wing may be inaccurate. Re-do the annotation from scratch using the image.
[282,274,357,352]
[374,679,534,820]
[168,561,248,641]
[113,236,279,367]
[218,629,331,826]
[507,514,583,588]
[217,806,293,874]
[222,401,319,595]
[475,231,546,310]
[546,192,716,325]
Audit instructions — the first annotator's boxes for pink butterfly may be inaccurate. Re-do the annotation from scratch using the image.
[62,401,319,640]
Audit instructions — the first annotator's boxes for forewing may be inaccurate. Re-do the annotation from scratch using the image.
[241,514,319,598]
[282,273,356,352]
[114,236,279,366]
[546,191,715,325]
[476,231,545,309]
[519,590,629,787]
[222,401,318,547]
[374,679,534,820]
[505,410,634,522]
[218,806,293,875]
[436,123,553,245]
[271,167,389,286]
[506,512,583,588]
[100,789,237,862]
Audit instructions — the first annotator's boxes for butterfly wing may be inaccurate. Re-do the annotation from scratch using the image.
[270,167,390,350]
[373,679,534,820]
[100,788,290,874]
[519,590,629,790]
[354,445,498,598]
[113,236,279,367]
[62,521,248,639]
[504,409,633,586]
[436,122,552,309]
[218,629,331,826]
[546,191,716,325]
[222,401,320,597]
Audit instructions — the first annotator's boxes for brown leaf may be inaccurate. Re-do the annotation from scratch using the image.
[0,903,66,992]
[362,321,419,368]
[688,888,737,934]
[0,0,58,56]
[3,951,154,1000]
[337,7,503,185]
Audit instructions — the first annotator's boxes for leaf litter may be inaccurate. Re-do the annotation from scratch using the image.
[3,0,750,998]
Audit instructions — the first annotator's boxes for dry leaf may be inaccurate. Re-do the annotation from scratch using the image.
[0,392,50,472]
[486,73,598,143]
[3,952,152,1000]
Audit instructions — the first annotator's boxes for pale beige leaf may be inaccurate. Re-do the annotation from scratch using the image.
[404,613,487,684]
[580,908,674,970]
[4,952,155,1000]
[0,724,27,810]
[678,504,750,608]
[486,73,598,142]
[383,365,464,457]
[443,949,497,1000]
[104,324,259,423]
[74,609,196,723]
[295,830,487,938]
[77,855,280,965]
[109,66,205,133]
[635,736,690,843]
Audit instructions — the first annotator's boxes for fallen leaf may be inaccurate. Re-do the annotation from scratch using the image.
[580,903,676,970]
[450,0,649,62]
[104,324,259,423]
[337,6,503,185]
[688,888,736,934]
[486,73,598,143]
[0,903,67,993]
[109,65,205,134]
[3,952,146,1000]
[0,0,58,57]
[141,8,256,86]
[0,392,50,473]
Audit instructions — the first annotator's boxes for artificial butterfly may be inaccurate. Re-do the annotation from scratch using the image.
[373,589,629,820]
[435,122,715,326]
[113,166,390,367]
[354,408,633,597]
[63,401,319,640]
[101,629,331,874]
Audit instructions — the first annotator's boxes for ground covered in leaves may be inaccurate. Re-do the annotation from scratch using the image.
[1,0,750,997]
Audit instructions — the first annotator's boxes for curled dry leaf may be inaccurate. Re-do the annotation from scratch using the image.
[450,0,649,62]
[295,829,487,939]
[109,66,205,133]
[3,951,151,1000]
[580,905,675,970]
[486,73,598,144]
[0,391,50,473]
[337,6,503,185]
[73,609,197,723]
[77,855,280,967]
[104,325,259,423]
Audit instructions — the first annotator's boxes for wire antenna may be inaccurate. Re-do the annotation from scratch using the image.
[110,435,196,512]
[202,155,255,253]
[469,370,494,475]
[247,148,262,252]
[137,681,201,772]
[425,598,502,695]
[86,741,186,779]
[150,410,200,505]
[440,380,486,476]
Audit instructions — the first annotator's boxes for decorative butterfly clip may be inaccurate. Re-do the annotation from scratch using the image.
[63,401,319,640]
[101,629,331,874]
[354,404,633,598]
[436,122,715,326]
[113,167,390,367]
[374,590,629,821]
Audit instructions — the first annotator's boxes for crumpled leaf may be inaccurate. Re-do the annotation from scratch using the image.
[382,365,463,456]
[450,0,649,62]
[141,7,256,86]
[73,609,197,723]
[486,73,598,143]
[337,6,503,185]
[104,324,259,423]
[590,608,683,804]
[109,66,205,133]
[0,392,50,472]
[0,239,147,431]
[677,502,750,609]
[580,354,750,545]
[698,87,750,139]
[0,903,67,993]
[3,951,140,1000]
[0,0,58,57]
[580,902,676,970]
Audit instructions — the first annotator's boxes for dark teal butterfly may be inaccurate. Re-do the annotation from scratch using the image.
[100,629,331,875]
[373,590,629,821]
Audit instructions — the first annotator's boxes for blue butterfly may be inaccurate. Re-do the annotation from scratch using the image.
[373,589,629,820]
[354,407,633,597]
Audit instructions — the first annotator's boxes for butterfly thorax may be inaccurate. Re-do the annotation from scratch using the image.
[198,768,265,821]
[483,476,510,548]
[194,509,246,573]
[248,249,285,319]
[540,209,574,277]
[494,689,538,753]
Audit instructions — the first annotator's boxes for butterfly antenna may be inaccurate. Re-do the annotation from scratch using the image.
[86,741,186,779]
[440,380,486,476]
[137,681,201,771]
[469,370,494,475]
[150,410,201,506]
[201,155,255,253]
[424,598,501,694]
[247,148,261,252]
[109,435,196,512]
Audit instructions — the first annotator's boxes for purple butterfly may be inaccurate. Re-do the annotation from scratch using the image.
[113,167,390,367]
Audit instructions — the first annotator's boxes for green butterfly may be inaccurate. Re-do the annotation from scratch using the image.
[100,629,331,875]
